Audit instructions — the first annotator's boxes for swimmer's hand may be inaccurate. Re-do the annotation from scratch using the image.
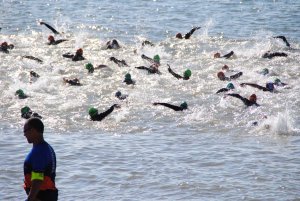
[113,104,121,109]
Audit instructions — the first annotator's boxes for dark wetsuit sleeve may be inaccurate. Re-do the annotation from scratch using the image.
[92,105,115,121]
[62,53,74,58]
[229,72,242,80]
[227,93,251,106]
[41,22,60,35]
[154,103,183,111]
[72,55,85,61]
[53,39,67,45]
[241,83,269,91]
[141,54,154,63]
[0,47,9,53]
[216,88,229,94]
[22,56,43,63]
[184,27,199,39]
[168,67,183,79]
[222,51,234,59]
[274,36,290,47]
[136,66,150,70]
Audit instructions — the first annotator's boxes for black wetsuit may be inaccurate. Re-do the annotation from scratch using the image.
[106,39,120,49]
[274,35,290,47]
[22,111,42,119]
[216,88,230,94]
[63,78,81,86]
[182,27,201,39]
[142,40,154,46]
[262,52,287,59]
[110,57,129,67]
[141,54,160,65]
[153,103,184,111]
[63,53,85,61]
[227,93,260,107]
[222,51,234,59]
[90,104,117,121]
[220,72,243,81]
[49,39,67,45]
[40,22,60,35]
[22,56,43,63]
[167,66,188,80]
[124,79,135,85]
[240,83,273,92]
[135,65,161,74]
[0,44,14,53]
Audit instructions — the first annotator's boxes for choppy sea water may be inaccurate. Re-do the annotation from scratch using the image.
[1,0,300,200]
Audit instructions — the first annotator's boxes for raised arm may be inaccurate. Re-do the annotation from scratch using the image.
[40,22,60,35]
[153,102,183,111]
[184,27,201,39]
[167,65,183,79]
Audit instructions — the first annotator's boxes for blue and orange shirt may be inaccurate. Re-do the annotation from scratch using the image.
[23,141,57,190]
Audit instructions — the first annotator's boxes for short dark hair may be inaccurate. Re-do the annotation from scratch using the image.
[26,118,44,133]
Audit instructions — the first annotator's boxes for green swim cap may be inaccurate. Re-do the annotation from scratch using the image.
[16,89,25,97]
[21,106,30,115]
[274,78,281,84]
[85,63,94,73]
[180,102,188,110]
[184,69,192,78]
[227,83,235,89]
[261,68,269,75]
[125,73,131,80]
[88,107,98,117]
[153,55,160,63]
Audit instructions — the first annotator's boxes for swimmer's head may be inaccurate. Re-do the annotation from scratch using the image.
[125,73,131,80]
[1,42,8,48]
[214,53,221,58]
[217,71,225,80]
[184,69,192,79]
[88,107,98,117]
[153,55,160,63]
[266,82,274,91]
[249,94,257,102]
[261,68,269,75]
[85,63,94,73]
[226,83,235,89]
[274,78,281,84]
[16,89,25,97]
[21,106,30,115]
[180,102,188,110]
[222,65,229,70]
[115,91,121,97]
[76,48,83,56]
[176,33,183,39]
[48,35,55,42]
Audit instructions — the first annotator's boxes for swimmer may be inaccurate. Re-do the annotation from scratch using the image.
[88,104,120,121]
[110,57,129,67]
[273,35,290,47]
[216,83,235,94]
[29,71,40,83]
[63,78,81,86]
[39,21,60,35]
[259,68,269,76]
[22,56,43,63]
[274,78,287,87]
[0,42,14,53]
[167,65,191,80]
[214,51,235,59]
[240,82,275,92]
[142,40,154,46]
[115,91,128,100]
[15,89,28,99]
[135,63,161,75]
[153,101,188,111]
[123,73,135,85]
[217,71,243,81]
[47,35,67,45]
[21,106,42,119]
[85,63,108,73]
[141,54,160,66]
[176,27,201,39]
[63,48,85,61]
[225,93,260,107]
[105,39,121,49]
[262,51,287,59]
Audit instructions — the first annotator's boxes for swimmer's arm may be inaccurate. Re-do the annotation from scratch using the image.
[135,66,150,70]
[167,65,183,79]
[40,22,60,35]
[216,88,229,94]
[240,83,267,91]
[184,27,200,39]
[141,54,154,63]
[222,51,234,59]
[229,72,242,80]
[62,53,73,58]
[98,104,119,120]
[226,93,249,105]
[153,103,183,111]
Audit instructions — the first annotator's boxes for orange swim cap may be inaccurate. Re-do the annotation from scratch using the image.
[76,48,83,55]
[1,42,8,47]
[217,71,225,80]
[249,94,257,102]
[48,35,55,42]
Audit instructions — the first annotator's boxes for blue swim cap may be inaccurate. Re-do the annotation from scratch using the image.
[266,82,274,91]
[115,91,121,97]
[180,102,188,110]
[88,107,98,117]
[226,83,235,89]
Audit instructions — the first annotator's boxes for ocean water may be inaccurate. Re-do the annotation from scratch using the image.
[1,0,300,200]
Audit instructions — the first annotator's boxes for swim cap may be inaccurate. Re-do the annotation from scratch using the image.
[176,33,183,39]
[249,94,257,102]
[261,68,269,75]
[153,55,160,63]
[180,102,188,110]
[125,73,131,80]
[16,89,25,96]
[115,91,121,97]
[266,82,274,91]
[76,48,83,55]
[1,42,8,47]
[48,35,54,42]
[85,63,94,73]
[184,69,192,78]
[274,78,281,84]
[226,83,235,89]
[217,72,225,79]
[214,53,221,58]
[21,106,30,115]
[88,107,98,117]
